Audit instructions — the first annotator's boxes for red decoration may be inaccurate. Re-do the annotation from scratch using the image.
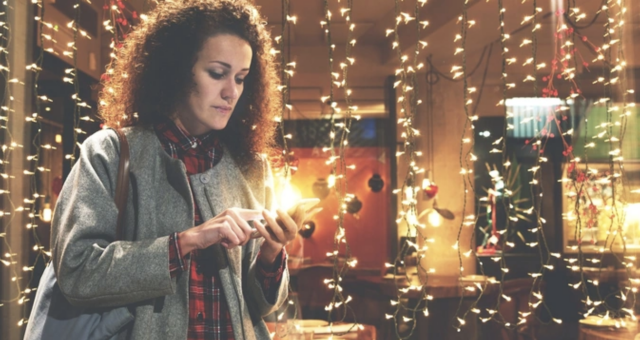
[423,183,438,199]
[268,148,300,176]
[52,176,63,197]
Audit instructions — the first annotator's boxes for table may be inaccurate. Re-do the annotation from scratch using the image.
[341,275,497,340]
[578,268,640,285]
[288,262,381,277]
[266,321,376,340]
[343,275,497,299]
[579,325,638,340]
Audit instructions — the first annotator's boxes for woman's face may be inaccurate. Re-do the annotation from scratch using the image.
[174,34,253,136]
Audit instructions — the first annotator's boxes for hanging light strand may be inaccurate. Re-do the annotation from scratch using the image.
[523,0,555,328]
[0,0,25,315]
[278,0,294,181]
[23,0,50,314]
[494,0,512,324]
[272,1,302,337]
[451,0,483,332]
[321,0,358,333]
[387,0,432,337]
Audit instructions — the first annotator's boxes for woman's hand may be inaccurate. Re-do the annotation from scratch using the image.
[252,201,322,266]
[177,208,263,257]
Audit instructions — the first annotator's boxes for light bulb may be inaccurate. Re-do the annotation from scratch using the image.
[40,200,52,223]
[427,209,442,227]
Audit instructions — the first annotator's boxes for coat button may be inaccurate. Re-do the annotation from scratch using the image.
[196,264,202,274]
[197,312,203,321]
[200,174,209,183]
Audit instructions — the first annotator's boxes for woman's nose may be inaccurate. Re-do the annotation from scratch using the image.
[221,78,239,102]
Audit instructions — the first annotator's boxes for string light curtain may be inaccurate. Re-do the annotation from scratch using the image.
[1,0,639,336]
[384,0,431,338]
[320,0,361,334]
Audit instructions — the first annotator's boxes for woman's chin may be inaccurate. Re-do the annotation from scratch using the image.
[210,121,230,131]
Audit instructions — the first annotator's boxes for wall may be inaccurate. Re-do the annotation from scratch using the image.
[395,75,477,277]
[288,147,390,271]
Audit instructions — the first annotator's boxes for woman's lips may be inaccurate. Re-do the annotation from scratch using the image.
[213,106,232,115]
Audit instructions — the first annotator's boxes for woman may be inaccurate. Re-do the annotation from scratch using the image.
[35,0,301,339]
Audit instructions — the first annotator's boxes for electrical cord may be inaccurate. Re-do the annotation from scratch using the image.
[564,0,606,30]
[426,44,489,82]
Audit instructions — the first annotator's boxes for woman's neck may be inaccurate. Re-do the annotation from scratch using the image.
[172,116,213,139]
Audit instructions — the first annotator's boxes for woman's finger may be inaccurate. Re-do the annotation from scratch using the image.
[226,216,248,245]
[251,219,273,242]
[218,222,241,248]
[275,208,298,242]
[262,210,285,243]
[229,208,264,221]
[226,209,254,245]
[305,207,323,219]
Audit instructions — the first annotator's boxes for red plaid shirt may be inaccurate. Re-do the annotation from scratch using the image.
[155,120,286,340]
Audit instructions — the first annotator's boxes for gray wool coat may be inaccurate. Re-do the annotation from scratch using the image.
[45,127,288,339]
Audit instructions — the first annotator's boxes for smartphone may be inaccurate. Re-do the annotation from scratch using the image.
[249,198,321,239]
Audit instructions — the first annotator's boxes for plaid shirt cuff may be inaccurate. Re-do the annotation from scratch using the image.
[256,248,287,303]
[169,232,187,278]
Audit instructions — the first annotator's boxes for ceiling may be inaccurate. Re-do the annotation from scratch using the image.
[122,0,640,119]
[249,0,640,118]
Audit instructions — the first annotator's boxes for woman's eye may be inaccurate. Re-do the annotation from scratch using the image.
[235,78,245,85]
[208,71,224,79]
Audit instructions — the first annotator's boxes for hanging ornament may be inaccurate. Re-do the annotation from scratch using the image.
[368,174,384,192]
[312,178,330,200]
[298,220,316,238]
[433,198,455,220]
[422,178,439,199]
[346,196,363,215]
[52,176,63,197]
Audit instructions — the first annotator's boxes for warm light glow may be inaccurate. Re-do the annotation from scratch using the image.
[40,203,52,223]
[421,178,432,189]
[427,209,442,227]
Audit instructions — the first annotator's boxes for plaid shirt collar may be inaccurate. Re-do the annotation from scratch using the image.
[154,118,220,154]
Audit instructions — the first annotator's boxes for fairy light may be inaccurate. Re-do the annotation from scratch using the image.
[4,0,142,330]
[276,0,295,184]
[443,0,515,331]
[468,0,553,330]
[449,0,482,329]
[549,0,638,324]
[386,0,433,335]
[318,0,359,336]
[4,0,637,334]
[493,5,516,320]
[512,0,558,329]
[581,0,638,319]
[0,0,25,324]
[268,2,300,337]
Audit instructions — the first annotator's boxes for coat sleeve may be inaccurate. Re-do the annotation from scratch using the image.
[52,129,176,308]
[243,157,289,317]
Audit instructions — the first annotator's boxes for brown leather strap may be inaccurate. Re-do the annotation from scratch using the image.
[112,129,130,241]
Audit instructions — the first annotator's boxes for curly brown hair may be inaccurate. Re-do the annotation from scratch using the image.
[98,0,280,168]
